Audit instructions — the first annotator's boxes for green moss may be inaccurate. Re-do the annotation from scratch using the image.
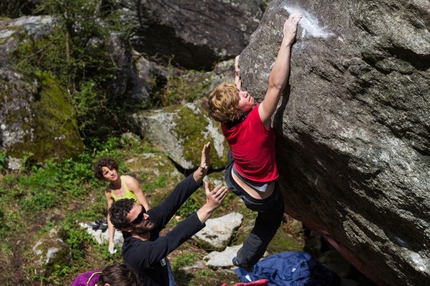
[7,72,83,163]
[173,104,228,169]
[232,217,304,255]
[171,250,199,271]
[0,24,22,46]
[174,105,209,162]
[267,223,305,254]
[184,269,239,286]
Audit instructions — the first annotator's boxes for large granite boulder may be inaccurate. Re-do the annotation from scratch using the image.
[119,0,265,70]
[0,16,83,169]
[238,0,430,285]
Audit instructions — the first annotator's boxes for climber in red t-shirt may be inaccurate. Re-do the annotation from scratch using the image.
[204,13,302,272]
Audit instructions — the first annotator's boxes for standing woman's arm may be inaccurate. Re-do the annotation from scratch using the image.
[105,189,117,254]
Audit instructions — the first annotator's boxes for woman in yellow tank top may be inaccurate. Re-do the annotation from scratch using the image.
[94,158,151,254]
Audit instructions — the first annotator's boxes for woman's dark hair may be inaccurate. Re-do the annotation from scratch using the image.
[94,158,119,180]
[97,263,141,286]
[109,198,136,230]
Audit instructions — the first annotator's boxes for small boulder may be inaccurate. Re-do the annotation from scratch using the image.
[193,212,243,251]
[32,226,72,277]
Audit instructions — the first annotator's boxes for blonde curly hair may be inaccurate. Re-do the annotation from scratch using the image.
[204,83,242,123]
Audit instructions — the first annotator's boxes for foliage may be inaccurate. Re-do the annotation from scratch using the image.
[153,65,212,107]
[266,222,304,254]
[90,136,123,159]
[0,149,6,170]
[171,250,199,272]
[12,0,135,143]
[0,139,133,284]
[197,269,211,277]
[0,138,125,218]
[61,218,93,260]
[31,0,123,82]
[0,0,36,18]
[176,194,201,218]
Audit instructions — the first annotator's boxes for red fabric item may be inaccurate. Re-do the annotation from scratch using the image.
[222,104,278,183]
[221,279,269,286]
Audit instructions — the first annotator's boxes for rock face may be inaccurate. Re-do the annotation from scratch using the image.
[0,17,83,169]
[119,0,265,70]
[0,16,150,169]
[239,0,430,285]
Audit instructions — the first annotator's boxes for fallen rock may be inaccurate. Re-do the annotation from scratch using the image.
[204,245,243,268]
[193,212,243,251]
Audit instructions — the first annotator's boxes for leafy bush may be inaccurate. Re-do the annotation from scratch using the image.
[0,0,36,18]
[0,150,6,170]
[12,0,135,143]
[22,190,56,211]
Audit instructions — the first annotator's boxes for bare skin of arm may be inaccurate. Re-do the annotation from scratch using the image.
[235,55,242,91]
[196,182,229,223]
[105,189,117,254]
[258,13,302,128]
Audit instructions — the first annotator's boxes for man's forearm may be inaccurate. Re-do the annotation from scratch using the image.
[193,167,205,185]
[196,203,216,223]
[162,212,205,255]
[196,184,228,223]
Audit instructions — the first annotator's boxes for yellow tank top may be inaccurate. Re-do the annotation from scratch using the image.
[111,176,139,203]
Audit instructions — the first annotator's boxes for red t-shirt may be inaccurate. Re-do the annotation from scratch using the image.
[222,104,278,182]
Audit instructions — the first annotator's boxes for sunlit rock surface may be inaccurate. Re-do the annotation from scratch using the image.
[239,0,430,285]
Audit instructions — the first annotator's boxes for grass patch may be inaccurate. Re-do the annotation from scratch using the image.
[171,251,199,272]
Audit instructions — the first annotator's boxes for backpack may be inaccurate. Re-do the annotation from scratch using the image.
[235,252,339,286]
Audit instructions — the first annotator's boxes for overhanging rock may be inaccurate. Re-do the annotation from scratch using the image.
[239,0,430,285]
